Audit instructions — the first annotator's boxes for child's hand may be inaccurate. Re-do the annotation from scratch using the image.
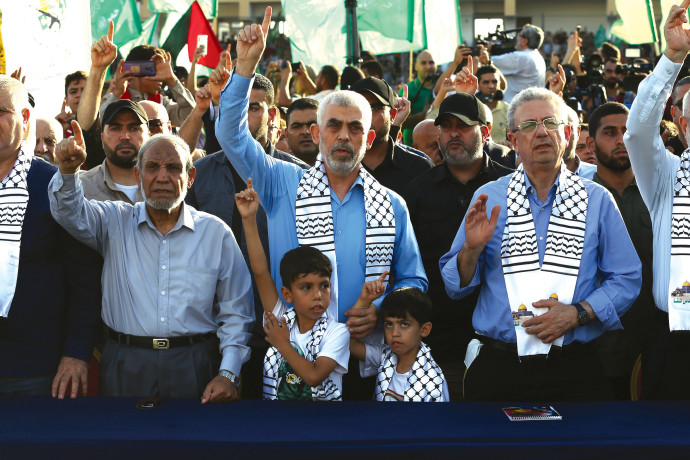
[359,270,389,303]
[264,311,290,349]
[234,177,260,219]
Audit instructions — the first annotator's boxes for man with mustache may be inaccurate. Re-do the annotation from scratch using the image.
[440,86,641,401]
[214,7,427,399]
[285,97,320,166]
[585,102,655,400]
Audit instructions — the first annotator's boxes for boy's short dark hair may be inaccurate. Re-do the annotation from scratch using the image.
[588,102,629,139]
[253,73,275,107]
[476,65,499,80]
[286,97,319,125]
[126,44,164,62]
[280,246,332,288]
[380,287,432,325]
[64,71,87,96]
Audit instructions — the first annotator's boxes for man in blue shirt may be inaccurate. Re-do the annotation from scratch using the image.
[213,8,427,398]
[440,87,641,401]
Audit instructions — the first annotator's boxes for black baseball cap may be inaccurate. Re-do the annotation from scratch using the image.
[434,93,488,126]
[102,100,148,128]
[350,77,396,107]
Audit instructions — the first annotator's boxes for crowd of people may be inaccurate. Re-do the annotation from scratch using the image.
[3,1,690,404]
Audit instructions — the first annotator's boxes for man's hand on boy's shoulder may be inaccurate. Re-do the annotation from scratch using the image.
[264,312,290,349]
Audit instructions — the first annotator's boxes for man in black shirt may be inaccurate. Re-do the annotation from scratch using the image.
[403,93,512,400]
[350,77,434,195]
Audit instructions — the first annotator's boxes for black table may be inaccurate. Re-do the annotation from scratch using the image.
[2,397,690,458]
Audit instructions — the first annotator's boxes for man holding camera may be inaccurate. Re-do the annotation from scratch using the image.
[481,24,546,104]
[401,49,438,145]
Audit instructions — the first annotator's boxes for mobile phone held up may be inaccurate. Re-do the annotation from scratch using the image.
[197,34,208,56]
[122,60,156,77]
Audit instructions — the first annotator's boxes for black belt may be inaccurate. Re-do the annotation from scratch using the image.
[476,334,585,360]
[108,329,216,350]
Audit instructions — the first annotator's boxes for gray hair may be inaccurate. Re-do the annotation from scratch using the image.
[564,106,580,161]
[136,134,193,175]
[0,75,28,112]
[317,90,372,133]
[507,87,569,132]
[683,90,690,120]
[521,24,544,50]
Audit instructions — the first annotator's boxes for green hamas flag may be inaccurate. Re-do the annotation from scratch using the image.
[90,0,142,46]
[610,0,658,45]
[148,0,217,18]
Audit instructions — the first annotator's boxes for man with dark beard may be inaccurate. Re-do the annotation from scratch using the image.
[351,77,433,194]
[402,93,512,400]
[78,100,149,203]
[588,102,656,399]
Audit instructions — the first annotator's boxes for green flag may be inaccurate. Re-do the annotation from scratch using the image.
[593,25,607,50]
[610,0,658,45]
[119,14,161,60]
[424,0,462,64]
[90,0,142,46]
[357,0,425,55]
[148,0,217,18]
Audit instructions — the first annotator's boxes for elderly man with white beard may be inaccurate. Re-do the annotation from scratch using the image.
[49,125,253,403]
[213,7,426,398]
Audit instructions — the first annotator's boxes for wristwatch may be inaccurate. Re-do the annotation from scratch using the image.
[573,302,592,326]
[218,369,241,388]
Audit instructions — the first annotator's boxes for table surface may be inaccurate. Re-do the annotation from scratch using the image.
[2,397,690,459]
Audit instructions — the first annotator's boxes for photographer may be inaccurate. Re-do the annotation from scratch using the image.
[480,24,546,103]
[400,49,438,145]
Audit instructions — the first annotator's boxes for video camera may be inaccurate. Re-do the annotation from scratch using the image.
[573,54,606,106]
[473,27,520,56]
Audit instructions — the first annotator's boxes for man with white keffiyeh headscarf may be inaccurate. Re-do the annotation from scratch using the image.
[440,86,641,402]
[0,75,101,398]
[214,7,427,399]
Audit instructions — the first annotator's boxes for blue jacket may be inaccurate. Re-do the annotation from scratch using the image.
[0,158,102,377]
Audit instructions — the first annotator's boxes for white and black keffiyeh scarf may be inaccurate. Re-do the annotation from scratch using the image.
[374,342,445,402]
[0,149,32,317]
[667,150,690,330]
[501,165,588,355]
[262,308,342,401]
[296,154,395,316]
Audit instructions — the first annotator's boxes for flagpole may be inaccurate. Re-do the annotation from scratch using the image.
[345,0,361,67]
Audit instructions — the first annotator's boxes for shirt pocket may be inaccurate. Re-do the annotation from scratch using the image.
[184,266,220,308]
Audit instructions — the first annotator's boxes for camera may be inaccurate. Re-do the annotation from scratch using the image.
[474,27,520,56]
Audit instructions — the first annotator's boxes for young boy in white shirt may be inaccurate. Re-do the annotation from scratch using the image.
[351,287,449,402]
[236,179,385,400]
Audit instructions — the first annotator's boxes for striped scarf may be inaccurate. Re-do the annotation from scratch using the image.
[374,342,445,402]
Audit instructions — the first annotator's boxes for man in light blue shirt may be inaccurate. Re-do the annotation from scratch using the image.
[50,127,253,403]
[624,0,690,399]
[440,87,640,401]
[213,9,426,334]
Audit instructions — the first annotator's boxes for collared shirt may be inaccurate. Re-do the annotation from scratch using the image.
[624,54,683,312]
[48,173,254,375]
[216,71,427,323]
[592,174,656,334]
[403,156,513,357]
[574,155,597,180]
[490,100,509,142]
[439,171,641,345]
[492,48,546,103]
[362,137,434,196]
[79,159,143,204]
[100,80,195,127]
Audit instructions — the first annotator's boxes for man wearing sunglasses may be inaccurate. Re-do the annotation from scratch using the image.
[140,100,171,136]
[440,87,641,401]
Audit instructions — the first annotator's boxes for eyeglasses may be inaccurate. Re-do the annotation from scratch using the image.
[515,117,563,133]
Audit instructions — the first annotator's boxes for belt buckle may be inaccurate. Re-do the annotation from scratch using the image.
[153,338,170,350]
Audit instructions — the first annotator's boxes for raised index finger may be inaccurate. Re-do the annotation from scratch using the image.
[402,84,408,100]
[107,20,114,41]
[682,0,690,10]
[247,177,253,190]
[467,55,474,74]
[261,6,272,36]
[71,120,84,146]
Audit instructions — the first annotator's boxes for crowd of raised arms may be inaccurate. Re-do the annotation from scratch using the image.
[4,2,690,404]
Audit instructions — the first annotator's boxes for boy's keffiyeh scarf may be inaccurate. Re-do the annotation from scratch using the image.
[668,150,690,330]
[262,308,342,401]
[296,154,395,315]
[0,149,32,317]
[374,342,445,402]
[501,165,588,355]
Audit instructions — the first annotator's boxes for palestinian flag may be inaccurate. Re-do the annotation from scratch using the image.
[161,1,222,68]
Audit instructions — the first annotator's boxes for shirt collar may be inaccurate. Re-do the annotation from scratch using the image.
[523,167,560,202]
[136,201,195,234]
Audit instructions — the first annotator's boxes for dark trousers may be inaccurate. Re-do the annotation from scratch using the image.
[100,336,221,398]
[642,308,690,400]
[241,344,268,400]
[342,356,376,401]
[464,339,612,402]
[434,357,464,401]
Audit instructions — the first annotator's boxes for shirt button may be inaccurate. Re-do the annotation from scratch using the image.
[161,291,166,295]
[161,317,165,321]
[539,236,543,241]
[162,240,167,244]
[337,230,342,235]
[540,206,545,211]
[162,265,166,270]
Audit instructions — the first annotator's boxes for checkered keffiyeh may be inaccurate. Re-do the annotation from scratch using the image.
[374,342,445,402]
[501,164,588,277]
[262,308,342,401]
[296,154,395,285]
[671,150,690,256]
[0,149,32,317]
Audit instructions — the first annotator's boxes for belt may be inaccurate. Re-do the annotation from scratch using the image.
[476,334,585,360]
[108,328,216,350]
